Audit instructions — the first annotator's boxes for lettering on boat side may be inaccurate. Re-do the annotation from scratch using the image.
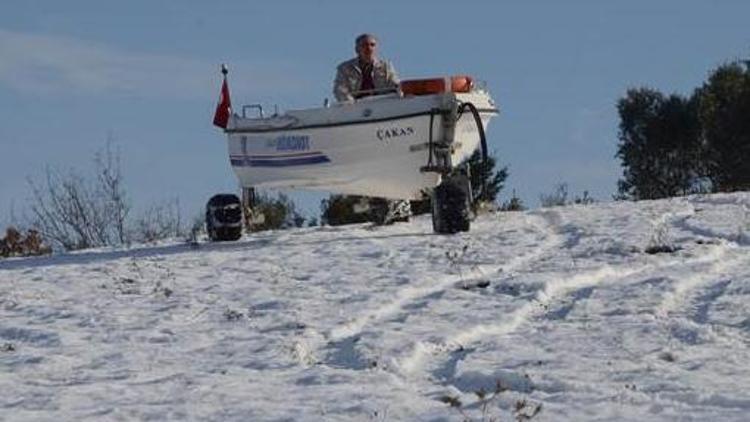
[376,126,415,141]
[264,135,311,151]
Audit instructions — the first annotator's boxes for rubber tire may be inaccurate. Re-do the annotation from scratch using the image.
[208,225,242,242]
[432,176,471,234]
[205,194,243,242]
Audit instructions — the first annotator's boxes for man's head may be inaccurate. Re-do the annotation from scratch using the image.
[355,33,378,63]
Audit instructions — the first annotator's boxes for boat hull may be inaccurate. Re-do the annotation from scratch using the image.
[225,91,497,200]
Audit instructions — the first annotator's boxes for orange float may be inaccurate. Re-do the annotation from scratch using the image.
[400,75,473,96]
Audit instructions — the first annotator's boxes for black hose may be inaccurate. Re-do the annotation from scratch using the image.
[427,109,436,167]
[458,102,489,201]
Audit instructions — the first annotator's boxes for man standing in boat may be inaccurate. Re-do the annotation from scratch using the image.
[333,33,400,102]
[331,34,411,224]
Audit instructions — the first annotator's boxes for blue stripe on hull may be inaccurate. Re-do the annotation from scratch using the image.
[231,155,330,167]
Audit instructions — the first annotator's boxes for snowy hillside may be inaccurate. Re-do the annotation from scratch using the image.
[2,193,750,421]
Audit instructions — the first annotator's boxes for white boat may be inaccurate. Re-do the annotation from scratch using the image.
[214,74,500,234]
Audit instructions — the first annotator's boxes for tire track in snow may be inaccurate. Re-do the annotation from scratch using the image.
[689,279,733,325]
[652,244,747,349]
[653,254,750,350]
[649,200,748,326]
[657,244,742,319]
[396,241,734,378]
[327,213,564,342]
[397,264,646,376]
[676,199,750,246]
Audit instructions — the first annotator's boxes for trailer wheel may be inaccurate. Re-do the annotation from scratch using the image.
[432,175,471,234]
[208,226,242,242]
[206,194,243,241]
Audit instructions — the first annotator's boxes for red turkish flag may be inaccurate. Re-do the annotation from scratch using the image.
[213,77,232,129]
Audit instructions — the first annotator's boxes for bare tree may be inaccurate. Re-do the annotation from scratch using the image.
[539,183,569,208]
[132,197,184,243]
[27,144,131,251]
[95,142,129,244]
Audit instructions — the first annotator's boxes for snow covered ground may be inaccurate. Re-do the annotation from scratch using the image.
[2,193,750,421]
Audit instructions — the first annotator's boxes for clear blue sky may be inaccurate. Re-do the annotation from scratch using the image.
[1,1,748,226]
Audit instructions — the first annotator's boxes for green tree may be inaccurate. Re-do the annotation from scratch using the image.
[615,88,704,200]
[250,192,306,231]
[467,150,508,205]
[319,195,372,226]
[500,190,525,211]
[697,62,750,191]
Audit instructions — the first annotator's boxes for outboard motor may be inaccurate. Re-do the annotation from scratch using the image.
[205,194,243,241]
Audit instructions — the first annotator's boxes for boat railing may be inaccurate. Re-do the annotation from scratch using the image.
[352,86,400,99]
[242,104,265,119]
